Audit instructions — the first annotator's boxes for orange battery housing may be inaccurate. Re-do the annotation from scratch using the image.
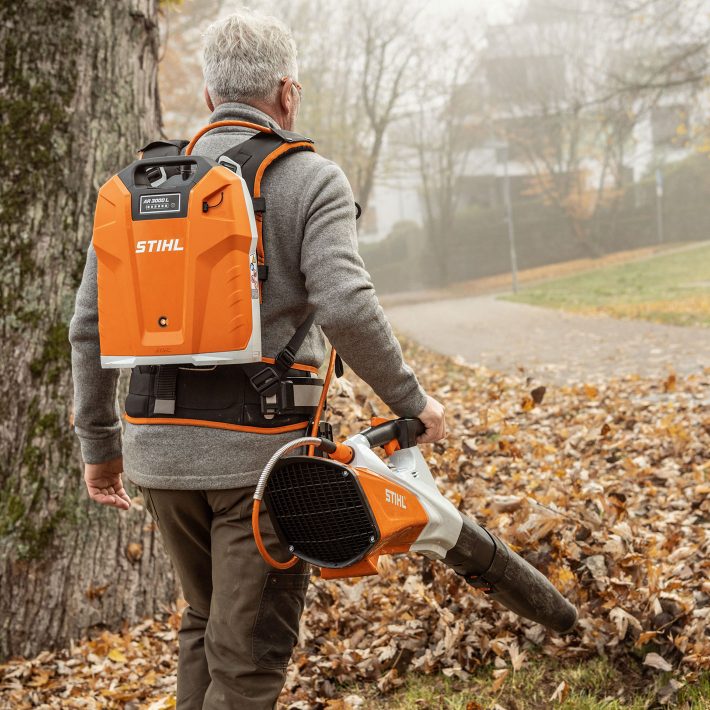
[93,155,261,368]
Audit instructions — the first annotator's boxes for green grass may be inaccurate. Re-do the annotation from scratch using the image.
[347,659,710,709]
[503,243,710,327]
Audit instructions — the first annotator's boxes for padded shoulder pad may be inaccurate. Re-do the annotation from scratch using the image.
[219,131,315,198]
[139,139,189,158]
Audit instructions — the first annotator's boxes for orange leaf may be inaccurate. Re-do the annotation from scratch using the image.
[491,668,509,692]
[583,384,599,398]
[663,373,677,392]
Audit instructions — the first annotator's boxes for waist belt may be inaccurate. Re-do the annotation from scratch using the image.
[124,362,323,433]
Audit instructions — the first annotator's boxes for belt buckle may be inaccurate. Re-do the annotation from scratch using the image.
[260,381,295,416]
[250,366,281,396]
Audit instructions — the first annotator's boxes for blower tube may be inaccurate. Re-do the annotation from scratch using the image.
[365,417,577,633]
[444,515,578,633]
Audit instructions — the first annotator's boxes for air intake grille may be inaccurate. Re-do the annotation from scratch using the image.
[264,457,379,567]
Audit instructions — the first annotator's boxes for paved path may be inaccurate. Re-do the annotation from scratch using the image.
[385,295,710,384]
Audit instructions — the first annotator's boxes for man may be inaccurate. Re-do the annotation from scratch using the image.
[69,9,446,709]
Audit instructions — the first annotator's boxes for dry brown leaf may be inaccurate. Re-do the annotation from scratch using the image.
[126,543,143,563]
[85,584,109,601]
[107,648,127,663]
[663,373,677,392]
[531,386,547,404]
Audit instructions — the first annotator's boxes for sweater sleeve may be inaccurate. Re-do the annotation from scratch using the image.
[300,163,428,418]
[68,243,123,464]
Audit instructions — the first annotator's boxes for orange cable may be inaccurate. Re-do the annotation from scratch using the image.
[252,499,299,570]
[308,348,337,455]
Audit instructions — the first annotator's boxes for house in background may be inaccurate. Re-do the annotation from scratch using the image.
[453,0,704,214]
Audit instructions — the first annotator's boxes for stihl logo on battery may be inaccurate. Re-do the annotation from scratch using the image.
[385,489,407,509]
[135,239,184,254]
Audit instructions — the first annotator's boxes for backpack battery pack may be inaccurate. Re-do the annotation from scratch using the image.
[93,155,261,368]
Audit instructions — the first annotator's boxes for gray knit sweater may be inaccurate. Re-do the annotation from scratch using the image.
[69,103,427,489]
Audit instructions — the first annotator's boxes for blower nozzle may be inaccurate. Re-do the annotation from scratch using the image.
[445,516,578,634]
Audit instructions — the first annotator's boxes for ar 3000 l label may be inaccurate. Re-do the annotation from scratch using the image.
[139,193,181,214]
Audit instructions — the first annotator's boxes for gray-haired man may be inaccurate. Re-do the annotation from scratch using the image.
[70,9,446,709]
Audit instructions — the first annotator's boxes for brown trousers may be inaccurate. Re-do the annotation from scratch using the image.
[141,486,310,710]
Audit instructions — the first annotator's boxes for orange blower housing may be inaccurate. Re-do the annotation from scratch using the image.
[264,456,430,579]
[93,155,261,368]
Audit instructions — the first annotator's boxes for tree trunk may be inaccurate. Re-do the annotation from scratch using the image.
[0,0,178,659]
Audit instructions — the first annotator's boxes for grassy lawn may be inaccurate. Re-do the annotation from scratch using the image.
[349,659,710,709]
[503,243,710,327]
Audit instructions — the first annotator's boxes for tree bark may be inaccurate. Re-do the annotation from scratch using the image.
[0,0,178,659]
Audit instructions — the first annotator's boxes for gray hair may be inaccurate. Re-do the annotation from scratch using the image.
[202,9,298,105]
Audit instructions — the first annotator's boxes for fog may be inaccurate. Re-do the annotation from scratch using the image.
[160,0,710,295]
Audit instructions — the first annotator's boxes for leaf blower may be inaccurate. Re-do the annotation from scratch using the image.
[252,417,578,634]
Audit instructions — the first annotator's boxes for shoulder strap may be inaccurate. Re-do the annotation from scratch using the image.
[220,130,314,202]
[180,120,314,296]
[219,131,315,293]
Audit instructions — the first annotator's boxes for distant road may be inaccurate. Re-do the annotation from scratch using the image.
[384,295,710,384]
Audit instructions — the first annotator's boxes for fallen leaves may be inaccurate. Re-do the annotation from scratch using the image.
[491,668,509,692]
[663,372,677,393]
[583,384,599,399]
[0,625,178,708]
[107,648,127,664]
[1,339,708,708]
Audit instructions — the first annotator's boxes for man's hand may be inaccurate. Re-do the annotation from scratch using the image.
[416,395,447,444]
[84,457,131,510]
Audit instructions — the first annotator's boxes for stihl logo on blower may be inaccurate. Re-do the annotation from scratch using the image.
[252,417,578,635]
[385,488,407,509]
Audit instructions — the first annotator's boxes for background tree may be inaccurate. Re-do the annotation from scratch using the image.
[0,0,177,658]
[161,0,425,218]
[265,0,426,216]
[401,25,484,284]
[350,0,423,216]
[159,0,227,136]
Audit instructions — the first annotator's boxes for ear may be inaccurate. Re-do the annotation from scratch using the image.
[279,78,294,118]
[204,86,215,112]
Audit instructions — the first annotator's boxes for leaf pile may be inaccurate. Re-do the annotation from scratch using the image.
[1,340,708,708]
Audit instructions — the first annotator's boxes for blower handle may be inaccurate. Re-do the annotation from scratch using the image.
[361,417,425,451]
